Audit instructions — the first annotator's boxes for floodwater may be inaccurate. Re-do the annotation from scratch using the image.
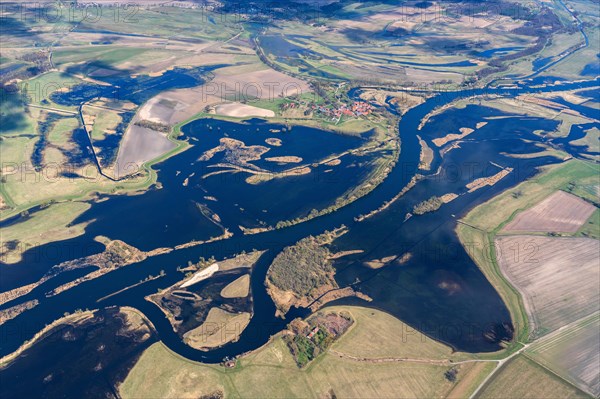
[1,78,598,394]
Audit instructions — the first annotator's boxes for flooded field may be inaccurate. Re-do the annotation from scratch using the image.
[0,307,156,399]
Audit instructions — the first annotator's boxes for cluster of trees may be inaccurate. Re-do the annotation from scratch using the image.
[284,327,333,368]
[134,119,171,133]
[412,195,443,215]
[177,256,217,275]
[101,242,135,269]
[565,182,599,207]
[267,236,333,296]
[275,207,331,229]
[1,51,51,86]
[444,367,458,382]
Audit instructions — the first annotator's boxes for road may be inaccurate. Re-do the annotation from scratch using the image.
[469,314,597,398]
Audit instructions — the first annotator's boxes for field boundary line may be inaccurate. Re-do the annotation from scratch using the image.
[527,311,599,353]
[470,312,600,398]
[521,352,595,398]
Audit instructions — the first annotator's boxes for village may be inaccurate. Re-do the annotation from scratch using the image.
[279,99,375,122]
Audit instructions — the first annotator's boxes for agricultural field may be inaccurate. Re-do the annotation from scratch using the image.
[502,190,597,233]
[495,235,599,337]
[0,3,240,50]
[577,209,600,240]
[119,306,493,399]
[539,0,600,80]
[1,0,585,222]
[1,0,599,397]
[0,3,236,174]
[475,355,590,399]
[254,1,550,85]
[327,305,471,362]
[526,312,600,397]
[460,160,600,235]
[18,71,84,110]
[459,158,599,397]
[0,1,316,224]
[457,160,600,341]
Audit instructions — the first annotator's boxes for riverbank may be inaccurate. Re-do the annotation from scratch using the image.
[119,306,490,399]
[0,309,97,367]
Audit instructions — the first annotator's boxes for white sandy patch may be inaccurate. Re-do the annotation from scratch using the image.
[136,96,182,124]
[180,263,219,288]
[215,103,275,118]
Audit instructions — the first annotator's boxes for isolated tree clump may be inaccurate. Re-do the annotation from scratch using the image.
[267,236,333,296]
[413,196,443,215]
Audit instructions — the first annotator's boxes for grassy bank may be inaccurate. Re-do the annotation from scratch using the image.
[0,116,192,263]
[0,309,96,367]
[119,306,492,399]
[176,110,392,138]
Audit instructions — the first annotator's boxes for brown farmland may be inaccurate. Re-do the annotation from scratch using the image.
[502,190,596,233]
[495,236,600,337]
[527,312,600,397]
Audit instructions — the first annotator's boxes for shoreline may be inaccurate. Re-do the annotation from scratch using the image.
[0,305,158,378]
[0,309,98,367]
[454,161,587,350]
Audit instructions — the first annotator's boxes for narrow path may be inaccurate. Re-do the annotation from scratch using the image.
[329,349,453,365]
[469,313,597,398]
[76,104,118,182]
[25,104,78,115]
[329,349,498,366]
[456,220,486,232]
[468,343,530,399]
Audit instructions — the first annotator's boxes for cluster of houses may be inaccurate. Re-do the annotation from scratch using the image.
[276,99,375,122]
[311,101,374,119]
